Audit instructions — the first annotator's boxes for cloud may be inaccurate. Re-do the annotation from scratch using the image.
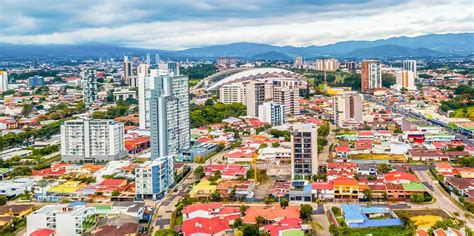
[0,0,472,49]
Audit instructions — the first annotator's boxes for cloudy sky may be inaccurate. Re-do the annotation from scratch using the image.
[0,0,472,50]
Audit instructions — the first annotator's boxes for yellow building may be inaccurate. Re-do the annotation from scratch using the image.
[48,181,83,194]
[189,180,217,199]
[327,87,351,96]
[334,178,359,200]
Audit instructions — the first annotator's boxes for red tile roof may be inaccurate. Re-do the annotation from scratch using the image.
[99,179,127,187]
[182,216,230,235]
[384,171,418,182]
[335,146,351,153]
[243,205,299,224]
[435,162,453,169]
[312,181,334,190]
[182,203,223,214]
[30,229,55,236]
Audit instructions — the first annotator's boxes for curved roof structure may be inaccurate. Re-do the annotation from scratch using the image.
[206,67,301,90]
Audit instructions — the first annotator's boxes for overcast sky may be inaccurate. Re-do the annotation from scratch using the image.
[0,0,472,50]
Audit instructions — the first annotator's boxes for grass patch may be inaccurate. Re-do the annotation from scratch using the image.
[332,225,408,236]
[451,106,474,121]
[351,154,406,162]
[394,209,450,219]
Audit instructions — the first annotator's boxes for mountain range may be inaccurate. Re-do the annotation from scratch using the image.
[0,33,472,60]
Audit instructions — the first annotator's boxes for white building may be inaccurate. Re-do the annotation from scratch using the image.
[258,102,285,126]
[149,75,190,159]
[273,87,300,116]
[0,178,34,198]
[361,60,382,92]
[219,83,246,105]
[315,59,339,71]
[0,70,8,93]
[60,119,127,163]
[396,60,417,91]
[93,160,131,183]
[138,68,170,129]
[333,91,363,127]
[245,81,266,117]
[293,57,304,68]
[135,155,175,200]
[27,203,95,236]
[291,123,318,180]
[113,88,137,101]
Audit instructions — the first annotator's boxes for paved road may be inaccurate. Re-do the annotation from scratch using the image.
[413,169,474,229]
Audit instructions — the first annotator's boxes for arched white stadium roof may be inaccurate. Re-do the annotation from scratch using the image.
[207,67,299,90]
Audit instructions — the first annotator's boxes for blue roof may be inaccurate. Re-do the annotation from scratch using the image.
[341,204,403,228]
[69,201,86,207]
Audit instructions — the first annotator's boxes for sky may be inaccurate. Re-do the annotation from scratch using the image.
[0,0,472,50]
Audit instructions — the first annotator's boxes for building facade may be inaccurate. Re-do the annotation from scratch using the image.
[27,75,44,87]
[219,83,246,105]
[396,60,417,91]
[273,87,300,116]
[334,91,363,127]
[245,81,266,117]
[258,102,285,126]
[123,56,132,85]
[135,155,175,200]
[0,70,7,93]
[361,60,382,92]
[291,124,318,180]
[315,58,339,71]
[81,68,98,105]
[60,119,126,163]
[149,75,190,159]
[27,203,95,236]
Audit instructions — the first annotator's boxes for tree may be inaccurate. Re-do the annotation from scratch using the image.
[264,197,274,205]
[194,165,204,179]
[280,198,289,208]
[362,188,373,201]
[410,193,425,203]
[377,163,391,173]
[240,205,247,215]
[232,218,243,228]
[255,216,265,225]
[271,142,280,148]
[111,190,120,196]
[0,195,7,205]
[210,192,222,201]
[300,204,313,221]
[204,99,214,106]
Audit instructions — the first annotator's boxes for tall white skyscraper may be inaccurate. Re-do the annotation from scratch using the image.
[135,155,174,200]
[291,123,318,180]
[81,68,98,105]
[146,53,151,66]
[258,102,285,126]
[0,70,8,93]
[334,91,363,126]
[149,75,190,159]
[60,119,126,163]
[396,60,417,91]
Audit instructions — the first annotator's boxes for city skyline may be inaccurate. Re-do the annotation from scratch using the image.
[0,0,472,50]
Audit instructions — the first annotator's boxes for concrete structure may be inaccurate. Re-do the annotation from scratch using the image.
[345,61,356,71]
[149,75,190,159]
[219,83,246,105]
[245,81,266,117]
[123,56,132,85]
[315,58,339,71]
[334,91,363,127]
[113,88,137,101]
[81,68,98,105]
[138,68,170,129]
[291,123,318,180]
[258,102,285,126]
[293,57,304,68]
[0,70,8,93]
[361,60,382,92]
[135,155,175,200]
[0,178,34,198]
[396,60,417,91]
[26,203,95,236]
[27,75,44,87]
[273,87,300,116]
[60,119,127,163]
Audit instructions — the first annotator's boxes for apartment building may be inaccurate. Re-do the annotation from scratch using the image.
[333,91,363,127]
[361,60,382,92]
[81,68,98,105]
[135,155,175,200]
[219,83,246,105]
[245,81,266,117]
[291,123,318,180]
[258,102,285,126]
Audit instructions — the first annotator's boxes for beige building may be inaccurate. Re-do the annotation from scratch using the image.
[315,58,339,71]
[333,91,363,127]
[291,123,318,180]
[245,81,266,117]
[219,83,246,105]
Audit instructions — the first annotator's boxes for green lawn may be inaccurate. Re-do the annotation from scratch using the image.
[451,106,474,121]
[351,154,406,162]
[337,226,408,236]
[394,209,450,219]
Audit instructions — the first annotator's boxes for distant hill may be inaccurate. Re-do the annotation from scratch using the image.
[0,33,472,60]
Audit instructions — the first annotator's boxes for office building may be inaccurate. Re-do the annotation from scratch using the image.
[245,81,266,117]
[135,155,174,200]
[27,203,95,236]
[361,60,382,92]
[0,70,8,93]
[293,57,304,68]
[273,87,300,116]
[123,56,132,85]
[315,58,339,71]
[60,119,127,163]
[258,102,285,126]
[219,83,246,105]
[149,75,190,159]
[345,61,356,71]
[291,123,318,180]
[167,62,180,75]
[396,60,417,91]
[27,75,44,87]
[334,91,363,126]
[81,68,98,105]
[155,53,160,65]
[146,53,151,66]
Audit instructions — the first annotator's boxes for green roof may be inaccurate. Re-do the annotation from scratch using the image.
[95,205,111,210]
[0,168,10,173]
[402,182,425,191]
[281,229,304,236]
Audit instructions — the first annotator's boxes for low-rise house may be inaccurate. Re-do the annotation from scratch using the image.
[341,204,403,228]
[0,204,34,218]
[435,162,456,176]
[408,149,449,162]
[91,222,139,236]
[289,181,313,202]
[204,164,249,180]
[356,164,377,176]
[182,216,235,236]
[457,168,474,179]
[445,177,474,197]
[384,171,418,184]
[243,205,300,224]
[312,181,334,201]
[189,180,217,199]
[335,146,351,158]
[0,178,35,198]
[182,203,240,220]
[216,180,255,200]
[111,201,145,218]
[263,218,303,236]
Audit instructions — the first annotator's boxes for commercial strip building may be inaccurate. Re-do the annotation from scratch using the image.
[60,119,127,163]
